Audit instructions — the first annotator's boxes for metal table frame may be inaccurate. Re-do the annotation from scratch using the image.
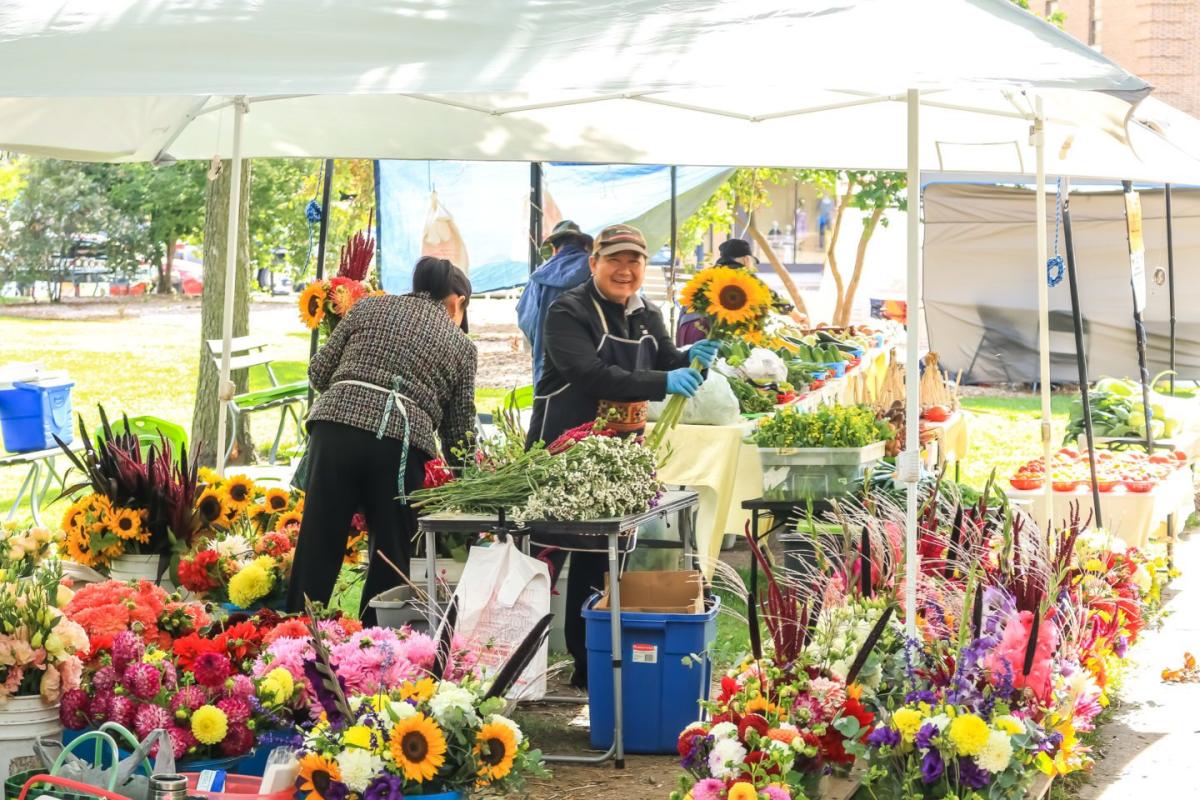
[742,497,837,601]
[417,490,700,769]
[1,442,81,526]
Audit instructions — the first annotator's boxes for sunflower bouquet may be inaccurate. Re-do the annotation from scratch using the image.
[296,679,545,800]
[299,224,379,331]
[648,267,773,450]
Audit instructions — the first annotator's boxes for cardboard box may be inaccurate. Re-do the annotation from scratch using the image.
[595,570,705,614]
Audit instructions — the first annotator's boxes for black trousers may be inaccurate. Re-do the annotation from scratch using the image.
[543,548,623,684]
[286,421,429,625]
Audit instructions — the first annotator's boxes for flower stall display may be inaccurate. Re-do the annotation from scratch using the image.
[56,410,202,575]
[0,566,88,705]
[649,266,775,449]
[64,580,210,659]
[299,224,377,332]
[409,418,662,520]
[297,680,545,800]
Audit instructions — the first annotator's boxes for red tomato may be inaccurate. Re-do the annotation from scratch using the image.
[923,405,951,422]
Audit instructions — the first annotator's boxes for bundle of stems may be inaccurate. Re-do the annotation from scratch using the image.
[408,449,553,516]
[646,335,712,451]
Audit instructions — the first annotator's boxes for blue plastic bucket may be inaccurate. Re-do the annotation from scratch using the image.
[582,594,719,754]
[828,361,847,378]
[0,379,74,452]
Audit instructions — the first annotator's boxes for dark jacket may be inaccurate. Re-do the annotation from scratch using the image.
[307,293,477,461]
[537,280,690,402]
[516,243,592,386]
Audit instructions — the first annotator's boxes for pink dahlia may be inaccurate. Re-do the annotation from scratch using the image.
[111,631,144,672]
[160,660,178,690]
[219,723,254,757]
[87,691,113,724]
[216,696,251,726]
[171,684,207,717]
[107,695,137,729]
[123,662,162,701]
[60,688,90,730]
[133,703,174,739]
[225,674,254,699]
[163,725,197,760]
[192,652,232,689]
[91,665,118,693]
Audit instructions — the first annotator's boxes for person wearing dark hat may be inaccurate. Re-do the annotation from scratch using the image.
[517,220,595,385]
[529,223,720,687]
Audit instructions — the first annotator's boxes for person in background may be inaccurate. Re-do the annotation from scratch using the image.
[517,220,595,386]
[286,257,477,625]
[529,224,720,687]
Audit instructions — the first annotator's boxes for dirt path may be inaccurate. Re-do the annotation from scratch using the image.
[1074,528,1200,798]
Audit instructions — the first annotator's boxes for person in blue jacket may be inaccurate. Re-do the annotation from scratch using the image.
[517,220,595,385]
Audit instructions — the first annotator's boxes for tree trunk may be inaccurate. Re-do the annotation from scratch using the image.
[192,160,255,468]
[158,239,175,294]
[747,224,808,317]
[837,205,884,327]
[826,180,856,324]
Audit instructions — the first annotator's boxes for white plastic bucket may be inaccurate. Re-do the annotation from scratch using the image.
[108,554,175,592]
[0,695,61,786]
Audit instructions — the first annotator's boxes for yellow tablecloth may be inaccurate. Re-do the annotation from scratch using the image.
[1005,467,1195,548]
[924,411,970,465]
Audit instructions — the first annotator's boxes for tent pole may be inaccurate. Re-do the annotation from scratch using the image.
[1123,180,1155,452]
[669,165,678,331]
[903,88,920,638]
[1034,97,1054,511]
[307,158,335,408]
[1166,183,1176,395]
[1060,178,1103,527]
[215,97,246,476]
[529,162,543,273]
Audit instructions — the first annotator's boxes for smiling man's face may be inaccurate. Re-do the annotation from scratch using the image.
[591,250,646,304]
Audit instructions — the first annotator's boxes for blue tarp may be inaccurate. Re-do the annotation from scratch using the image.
[376,161,730,294]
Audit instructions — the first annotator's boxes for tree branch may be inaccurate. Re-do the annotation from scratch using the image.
[827,178,856,323]
[747,224,808,317]
[838,205,885,327]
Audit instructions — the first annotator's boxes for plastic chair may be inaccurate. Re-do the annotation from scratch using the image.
[94,415,187,459]
[504,385,535,411]
[205,336,307,464]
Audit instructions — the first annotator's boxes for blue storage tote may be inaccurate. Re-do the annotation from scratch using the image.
[0,378,74,452]
[582,592,719,754]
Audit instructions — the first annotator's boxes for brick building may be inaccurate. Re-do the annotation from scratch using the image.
[1047,0,1200,115]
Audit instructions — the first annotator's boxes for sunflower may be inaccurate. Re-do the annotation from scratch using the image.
[276,509,303,532]
[474,721,518,782]
[263,488,291,514]
[106,507,143,542]
[223,475,255,510]
[389,713,447,783]
[343,530,367,565]
[679,270,714,314]
[65,526,101,568]
[703,268,769,327]
[61,500,86,533]
[197,466,222,486]
[297,753,342,800]
[196,488,232,527]
[398,677,436,704]
[299,282,328,329]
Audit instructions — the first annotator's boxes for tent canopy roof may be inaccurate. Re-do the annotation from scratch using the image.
[1,0,1198,183]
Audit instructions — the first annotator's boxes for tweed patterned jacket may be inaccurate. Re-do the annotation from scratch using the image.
[306,293,477,461]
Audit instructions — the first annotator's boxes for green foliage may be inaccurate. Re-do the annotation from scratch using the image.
[105,161,208,287]
[753,404,895,448]
[1009,0,1066,29]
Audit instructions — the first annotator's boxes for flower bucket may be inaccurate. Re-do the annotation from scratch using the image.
[108,554,175,591]
[233,730,301,777]
[759,442,886,501]
[0,695,61,780]
[61,728,246,773]
[61,560,107,588]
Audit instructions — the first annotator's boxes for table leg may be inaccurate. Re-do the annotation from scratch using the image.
[680,505,696,571]
[5,463,39,524]
[425,528,438,629]
[607,531,624,769]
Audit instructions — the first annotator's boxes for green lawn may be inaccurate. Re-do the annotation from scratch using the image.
[956,393,1072,490]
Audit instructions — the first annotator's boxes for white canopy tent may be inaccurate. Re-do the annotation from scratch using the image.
[3,0,1199,638]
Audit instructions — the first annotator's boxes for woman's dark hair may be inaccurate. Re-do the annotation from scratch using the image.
[412,256,472,332]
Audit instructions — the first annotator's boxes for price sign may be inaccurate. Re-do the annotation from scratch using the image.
[1125,190,1147,312]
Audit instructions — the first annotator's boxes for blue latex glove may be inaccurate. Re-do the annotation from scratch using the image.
[688,339,721,369]
[666,367,704,398]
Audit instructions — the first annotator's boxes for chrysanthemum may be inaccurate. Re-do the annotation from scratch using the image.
[190,704,228,745]
[948,713,990,757]
[297,753,342,800]
[703,267,769,327]
[299,281,328,329]
[228,561,273,608]
[474,721,518,782]
[976,729,1014,773]
[389,713,447,783]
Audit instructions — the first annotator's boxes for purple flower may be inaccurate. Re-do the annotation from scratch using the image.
[867,727,901,748]
[905,690,937,705]
[324,781,350,800]
[957,757,991,789]
[364,774,404,800]
[1115,635,1129,658]
[920,749,944,784]
[915,723,940,750]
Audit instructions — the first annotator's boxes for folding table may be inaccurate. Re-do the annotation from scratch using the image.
[416,490,699,768]
[1,441,82,526]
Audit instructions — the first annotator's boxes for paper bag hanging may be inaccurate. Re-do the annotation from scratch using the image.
[421,190,470,270]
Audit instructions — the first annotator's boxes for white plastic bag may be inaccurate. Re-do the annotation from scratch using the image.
[648,371,741,425]
[453,539,551,700]
[739,348,788,385]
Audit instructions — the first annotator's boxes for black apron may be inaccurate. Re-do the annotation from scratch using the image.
[528,297,658,445]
